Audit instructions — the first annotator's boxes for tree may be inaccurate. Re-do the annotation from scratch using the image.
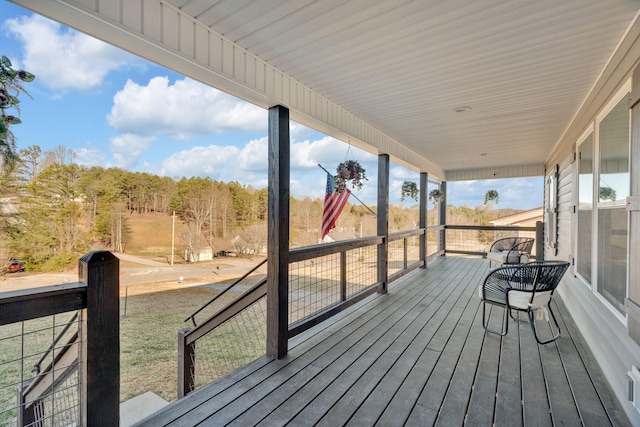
[9,162,89,271]
[484,190,499,205]
[17,145,42,184]
[599,186,617,202]
[232,223,267,258]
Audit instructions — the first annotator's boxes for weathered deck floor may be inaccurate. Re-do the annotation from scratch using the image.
[136,256,630,426]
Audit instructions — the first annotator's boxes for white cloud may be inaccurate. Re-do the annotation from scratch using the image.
[110,134,155,169]
[237,137,268,172]
[390,165,419,180]
[5,15,137,92]
[74,147,106,167]
[107,77,266,139]
[160,145,240,177]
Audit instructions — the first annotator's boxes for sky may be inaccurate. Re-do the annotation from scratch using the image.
[0,2,542,210]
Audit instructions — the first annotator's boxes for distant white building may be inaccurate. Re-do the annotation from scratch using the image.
[488,207,543,227]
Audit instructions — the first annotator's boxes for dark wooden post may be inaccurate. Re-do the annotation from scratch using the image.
[78,251,119,427]
[267,105,290,359]
[17,380,36,426]
[177,327,194,398]
[439,181,447,254]
[535,221,544,261]
[340,251,347,301]
[377,154,389,294]
[419,172,427,268]
[403,238,408,269]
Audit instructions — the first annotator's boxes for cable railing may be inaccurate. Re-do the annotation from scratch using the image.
[183,258,267,327]
[444,225,539,259]
[388,229,424,282]
[1,309,81,427]
[0,251,120,427]
[177,232,429,397]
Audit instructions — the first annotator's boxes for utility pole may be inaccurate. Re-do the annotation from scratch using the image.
[171,211,175,266]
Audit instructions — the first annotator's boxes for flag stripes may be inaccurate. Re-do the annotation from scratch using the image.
[321,174,350,239]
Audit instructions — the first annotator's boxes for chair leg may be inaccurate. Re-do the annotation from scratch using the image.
[528,303,561,345]
[482,301,509,337]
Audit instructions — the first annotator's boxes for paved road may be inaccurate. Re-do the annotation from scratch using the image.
[1,253,266,293]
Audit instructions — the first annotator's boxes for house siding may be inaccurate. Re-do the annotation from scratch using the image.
[547,15,640,424]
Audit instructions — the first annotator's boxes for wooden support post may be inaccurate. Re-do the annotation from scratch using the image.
[177,328,194,398]
[535,221,544,262]
[17,380,36,427]
[340,251,347,301]
[377,154,389,294]
[439,182,447,254]
[78,251,119,427]
[267,105,290,359]
[419,172,427,268]
[403,238,408,269]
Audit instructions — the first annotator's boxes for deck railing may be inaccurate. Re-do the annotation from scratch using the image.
[0,251,119,427]
[177,230,430,397]
[445,224,542,259]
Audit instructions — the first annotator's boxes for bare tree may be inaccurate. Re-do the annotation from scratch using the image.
[232,223,267,258]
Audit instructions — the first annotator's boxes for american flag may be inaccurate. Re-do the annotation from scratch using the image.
[321,174,351,239]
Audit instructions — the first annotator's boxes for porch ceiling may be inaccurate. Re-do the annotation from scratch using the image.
[12,0,640,177]
[167,0,639,174]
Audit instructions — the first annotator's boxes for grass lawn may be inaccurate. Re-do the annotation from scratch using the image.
[119,280,242,403]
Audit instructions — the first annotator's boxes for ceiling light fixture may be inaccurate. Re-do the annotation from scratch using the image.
[453,106,472,113]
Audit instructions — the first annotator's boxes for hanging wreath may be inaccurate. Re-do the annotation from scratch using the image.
[428,189,445,204]
[400,181,419,201]
[1,55,35,164]
[335,160,367,193]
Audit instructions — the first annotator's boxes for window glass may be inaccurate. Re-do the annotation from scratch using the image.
[596,95,628,315]
[577,133,593,284]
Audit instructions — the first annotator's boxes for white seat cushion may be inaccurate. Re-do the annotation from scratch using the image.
[479,284,551,310]
[487,251,528,265]
[507,290,551,309]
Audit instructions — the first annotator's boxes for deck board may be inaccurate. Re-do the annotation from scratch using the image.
[493,310,523,426]
[135,256,631,427]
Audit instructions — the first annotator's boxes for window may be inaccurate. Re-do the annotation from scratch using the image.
[596,91,629,316]
[574,80,630,319]
[576,132,593,285]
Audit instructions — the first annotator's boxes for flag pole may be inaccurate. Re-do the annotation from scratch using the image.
[318,163,376,217]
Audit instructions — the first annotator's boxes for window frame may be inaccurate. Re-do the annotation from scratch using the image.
[574,126,594,289]
[592,78,631,323]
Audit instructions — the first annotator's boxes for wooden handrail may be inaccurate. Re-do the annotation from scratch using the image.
[183,277,268,345]
[289,236,383,262]
[1,250,120,427]
[444,224,537,232]
[0,282,86,326]
[184,258,267,325]
[388,228,424,241]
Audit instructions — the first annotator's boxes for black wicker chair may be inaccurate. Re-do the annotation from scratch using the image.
[479,260,570,344]
[486,237,535,267]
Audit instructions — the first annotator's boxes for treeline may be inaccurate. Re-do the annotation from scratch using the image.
[0,145,517,272]
[0,145,277,271]
[0,145,412,271]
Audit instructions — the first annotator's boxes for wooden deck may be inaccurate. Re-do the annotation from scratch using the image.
[135,256,631,426]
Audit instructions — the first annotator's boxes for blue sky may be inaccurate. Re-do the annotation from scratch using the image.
[1,2,542,209]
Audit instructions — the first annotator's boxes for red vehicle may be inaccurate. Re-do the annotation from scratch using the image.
[7,261,24,273]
